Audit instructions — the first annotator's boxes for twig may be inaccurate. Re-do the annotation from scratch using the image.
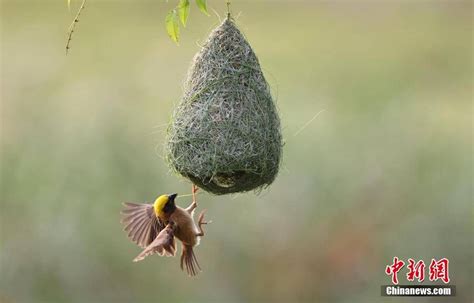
[66,0,87,55]
[226,0,231,18]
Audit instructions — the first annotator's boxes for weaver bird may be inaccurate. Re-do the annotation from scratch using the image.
[121,192,209,276]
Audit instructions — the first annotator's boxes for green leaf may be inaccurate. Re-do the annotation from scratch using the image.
[195,0,209,16]
[178,0,190,27]
[165,9,180,44]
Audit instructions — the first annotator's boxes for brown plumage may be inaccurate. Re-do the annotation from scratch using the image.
[120,193,209,276]
[121,202,163,248]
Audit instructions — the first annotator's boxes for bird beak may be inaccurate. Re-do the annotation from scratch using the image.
[168,193,178,201]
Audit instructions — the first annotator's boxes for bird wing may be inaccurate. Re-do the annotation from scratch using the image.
[133,222,176,262]
[121,202,164,248]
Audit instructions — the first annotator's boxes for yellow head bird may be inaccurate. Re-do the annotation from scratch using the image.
[121,193,209,276]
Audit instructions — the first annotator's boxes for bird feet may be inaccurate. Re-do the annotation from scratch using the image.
[196,210,211,237]
[192,184,199,204]
[186,185,200,214]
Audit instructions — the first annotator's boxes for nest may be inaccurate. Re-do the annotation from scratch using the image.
[165,17,282,195]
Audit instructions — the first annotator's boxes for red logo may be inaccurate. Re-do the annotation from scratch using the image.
[385,257,405,284]
[407,259,425,282]
[385,257,450,284]
[429,258,450,283]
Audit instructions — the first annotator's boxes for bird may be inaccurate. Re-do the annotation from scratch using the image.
[120,191,209,276]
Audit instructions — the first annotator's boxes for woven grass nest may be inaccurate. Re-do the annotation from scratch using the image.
[165,17,282,195]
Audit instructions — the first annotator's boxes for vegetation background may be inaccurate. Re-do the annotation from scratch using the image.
[1,0,472,302]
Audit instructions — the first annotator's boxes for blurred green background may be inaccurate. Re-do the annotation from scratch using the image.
[1,0,472,302]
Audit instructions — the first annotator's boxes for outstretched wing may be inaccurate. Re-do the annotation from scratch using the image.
[133,223,176,262]
[121,202,163,248]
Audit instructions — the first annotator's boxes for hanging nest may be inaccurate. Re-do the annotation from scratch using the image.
[165,17,282,195]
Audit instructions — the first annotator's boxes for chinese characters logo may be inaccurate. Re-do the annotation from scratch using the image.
[385,257,450,284]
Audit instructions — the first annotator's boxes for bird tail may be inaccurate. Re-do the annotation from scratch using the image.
[180,244,201,276]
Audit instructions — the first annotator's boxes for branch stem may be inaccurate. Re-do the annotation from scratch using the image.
[66,0,87,54]
[226,0,231,19]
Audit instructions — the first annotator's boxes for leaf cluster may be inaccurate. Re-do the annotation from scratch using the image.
[166,0,209,44]
[66,0,209,52]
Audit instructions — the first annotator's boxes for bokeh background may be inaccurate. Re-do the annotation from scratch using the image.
[1,0,472,302]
